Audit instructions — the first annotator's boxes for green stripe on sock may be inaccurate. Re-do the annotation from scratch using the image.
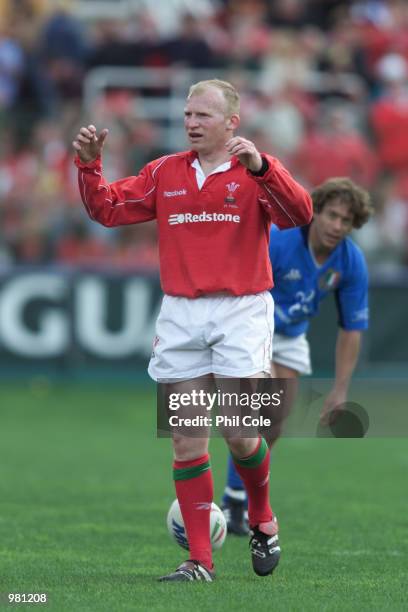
[233,438,268,468]
[173,460,210,481]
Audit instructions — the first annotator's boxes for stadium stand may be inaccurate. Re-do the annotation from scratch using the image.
[1,0,408,269]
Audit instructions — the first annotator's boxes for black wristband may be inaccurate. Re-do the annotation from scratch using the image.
[249,156,269,177]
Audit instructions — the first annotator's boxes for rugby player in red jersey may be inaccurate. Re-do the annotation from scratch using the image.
[73,79,312,581]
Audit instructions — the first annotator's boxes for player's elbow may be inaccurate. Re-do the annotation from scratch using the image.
[85,210,117,228]
[287,192,313,227]
[98,216,119,228]
[97,217,115,227]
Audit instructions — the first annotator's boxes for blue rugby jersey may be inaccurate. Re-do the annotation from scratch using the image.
[270,225,369,337]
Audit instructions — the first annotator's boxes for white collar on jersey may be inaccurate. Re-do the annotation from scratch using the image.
[191,157,231,190]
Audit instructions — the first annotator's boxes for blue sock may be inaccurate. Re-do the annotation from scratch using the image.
[222,455,246,505]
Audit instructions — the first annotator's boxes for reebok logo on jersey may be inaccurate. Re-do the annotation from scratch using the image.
[284,268,302,280]
[164,189,187,197]
[168,212,241,225]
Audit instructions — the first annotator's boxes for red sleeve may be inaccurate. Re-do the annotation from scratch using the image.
[248,154,313,229]
[75,156,157,227]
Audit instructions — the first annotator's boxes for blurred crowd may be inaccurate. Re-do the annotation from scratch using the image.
[1,0,408,271]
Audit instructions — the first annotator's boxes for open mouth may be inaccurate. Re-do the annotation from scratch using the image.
[188,132,203,140]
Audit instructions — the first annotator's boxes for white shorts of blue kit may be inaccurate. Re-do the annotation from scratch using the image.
[272,332,312,375]
[148,292,274,382]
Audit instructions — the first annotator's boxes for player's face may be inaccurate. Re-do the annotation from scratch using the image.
[184,88,236,155]
[313,198,354,250]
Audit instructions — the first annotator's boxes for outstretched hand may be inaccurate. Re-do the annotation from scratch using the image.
[72,124,109,163]
[225,136,263,172]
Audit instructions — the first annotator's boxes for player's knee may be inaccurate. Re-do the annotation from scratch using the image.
[225,437,256,458]
[172,434,208,461]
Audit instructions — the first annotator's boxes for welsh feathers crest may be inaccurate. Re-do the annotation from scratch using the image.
[226,182,240,193]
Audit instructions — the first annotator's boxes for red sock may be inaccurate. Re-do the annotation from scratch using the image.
[232,437,273,528]
[173,454,213,569]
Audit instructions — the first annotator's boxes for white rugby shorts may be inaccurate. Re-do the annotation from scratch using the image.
[272,332,312,375]
[148,292,274,381]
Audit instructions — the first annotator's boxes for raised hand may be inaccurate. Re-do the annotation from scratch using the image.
[225,136,263,173]
[72,124,109,163]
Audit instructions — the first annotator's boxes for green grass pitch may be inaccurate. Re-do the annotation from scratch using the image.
[0,383,406,611]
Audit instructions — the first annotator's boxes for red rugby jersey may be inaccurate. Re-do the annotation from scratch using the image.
[75,151,312,297]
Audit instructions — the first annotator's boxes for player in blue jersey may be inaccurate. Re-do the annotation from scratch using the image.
[222,177,373,535]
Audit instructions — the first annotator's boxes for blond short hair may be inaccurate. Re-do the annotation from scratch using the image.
[188,79,240,116]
